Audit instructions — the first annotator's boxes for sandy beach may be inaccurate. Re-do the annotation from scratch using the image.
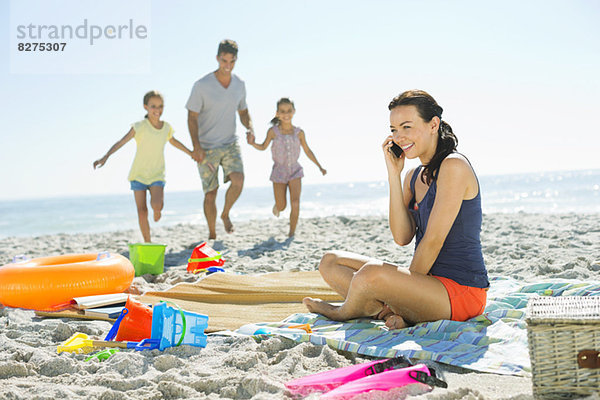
[1,213,599,399]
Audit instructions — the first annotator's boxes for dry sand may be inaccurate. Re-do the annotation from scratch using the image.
[1,213,599,399]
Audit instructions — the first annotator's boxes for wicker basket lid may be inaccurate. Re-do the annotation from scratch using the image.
[526,296,600,324]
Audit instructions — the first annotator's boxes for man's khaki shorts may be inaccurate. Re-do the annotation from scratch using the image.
[197,141,244,193]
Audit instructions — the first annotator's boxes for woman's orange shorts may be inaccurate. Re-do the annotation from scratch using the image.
[432,275,487,321]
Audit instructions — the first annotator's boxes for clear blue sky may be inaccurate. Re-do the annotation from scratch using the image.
[2,0,599,200]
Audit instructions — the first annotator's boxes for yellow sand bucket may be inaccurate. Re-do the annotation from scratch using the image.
[127,243,166,276]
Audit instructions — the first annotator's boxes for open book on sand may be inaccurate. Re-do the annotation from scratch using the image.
[71,293,128,310]
[82,305,126,319]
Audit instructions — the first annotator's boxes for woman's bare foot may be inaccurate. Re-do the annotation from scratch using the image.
[384,314,408,330]
[303,297,344,320]
[376,304,394,320]
[375,304,407,329]
[272,204,280,217]
[221,215,234,233]
[153,210,161,222]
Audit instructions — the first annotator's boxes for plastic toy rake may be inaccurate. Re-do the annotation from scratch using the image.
[57,333,139,354]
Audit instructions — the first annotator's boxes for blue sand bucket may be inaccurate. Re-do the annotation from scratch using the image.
[150,302,208,350]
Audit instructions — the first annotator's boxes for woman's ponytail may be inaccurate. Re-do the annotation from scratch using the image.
[425,119,458,183]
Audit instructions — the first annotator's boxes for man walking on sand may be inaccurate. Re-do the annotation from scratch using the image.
[186,39,254,239]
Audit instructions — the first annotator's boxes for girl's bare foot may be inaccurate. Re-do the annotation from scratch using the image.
[153,210,161,222]
[272,204,280,217]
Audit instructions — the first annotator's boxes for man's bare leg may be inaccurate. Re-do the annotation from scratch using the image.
[221,172,243,233]
[204,189,218,239]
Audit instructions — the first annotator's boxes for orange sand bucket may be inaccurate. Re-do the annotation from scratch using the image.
[187,242,225,274]
[115,297,153,342]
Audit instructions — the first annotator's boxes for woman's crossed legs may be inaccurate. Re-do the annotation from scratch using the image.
[303,251,451,329]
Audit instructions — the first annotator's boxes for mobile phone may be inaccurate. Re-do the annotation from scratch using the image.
[390,142,403,158]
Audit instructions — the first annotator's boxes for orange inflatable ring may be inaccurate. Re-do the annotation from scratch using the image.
[0,252,134,311]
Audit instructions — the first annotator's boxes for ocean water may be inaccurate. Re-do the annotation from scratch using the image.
[1,169,599,238]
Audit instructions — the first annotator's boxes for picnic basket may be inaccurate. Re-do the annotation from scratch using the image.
[526,296,600,399]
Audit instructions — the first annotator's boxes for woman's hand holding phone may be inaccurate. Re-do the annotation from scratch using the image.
[390,142,403,158]
[383,136,405,176]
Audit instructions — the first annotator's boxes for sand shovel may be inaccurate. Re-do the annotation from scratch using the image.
[57,332,139,354]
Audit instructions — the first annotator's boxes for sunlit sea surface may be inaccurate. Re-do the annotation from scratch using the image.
[1,169,598,238]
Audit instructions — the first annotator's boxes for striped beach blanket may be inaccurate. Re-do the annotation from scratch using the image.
[237,277,600,376]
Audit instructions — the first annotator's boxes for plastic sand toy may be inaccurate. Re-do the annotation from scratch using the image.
[113,297,153,342]
[128,243,166,276]
[57,333,140,354]
[0,252,133,311]
[187,242,225,273]
[85,349,119,362]
[285,357,412,397]
[321,363,447,399]
[137,301,208,351]
[288,323,313,333]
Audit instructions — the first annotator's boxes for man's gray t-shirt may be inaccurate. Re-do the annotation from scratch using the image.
[185,72,248,149]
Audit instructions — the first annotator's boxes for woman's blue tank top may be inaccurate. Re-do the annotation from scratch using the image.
[409,165,489,288]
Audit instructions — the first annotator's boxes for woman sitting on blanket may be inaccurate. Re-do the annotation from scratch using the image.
[304,90,489,329]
